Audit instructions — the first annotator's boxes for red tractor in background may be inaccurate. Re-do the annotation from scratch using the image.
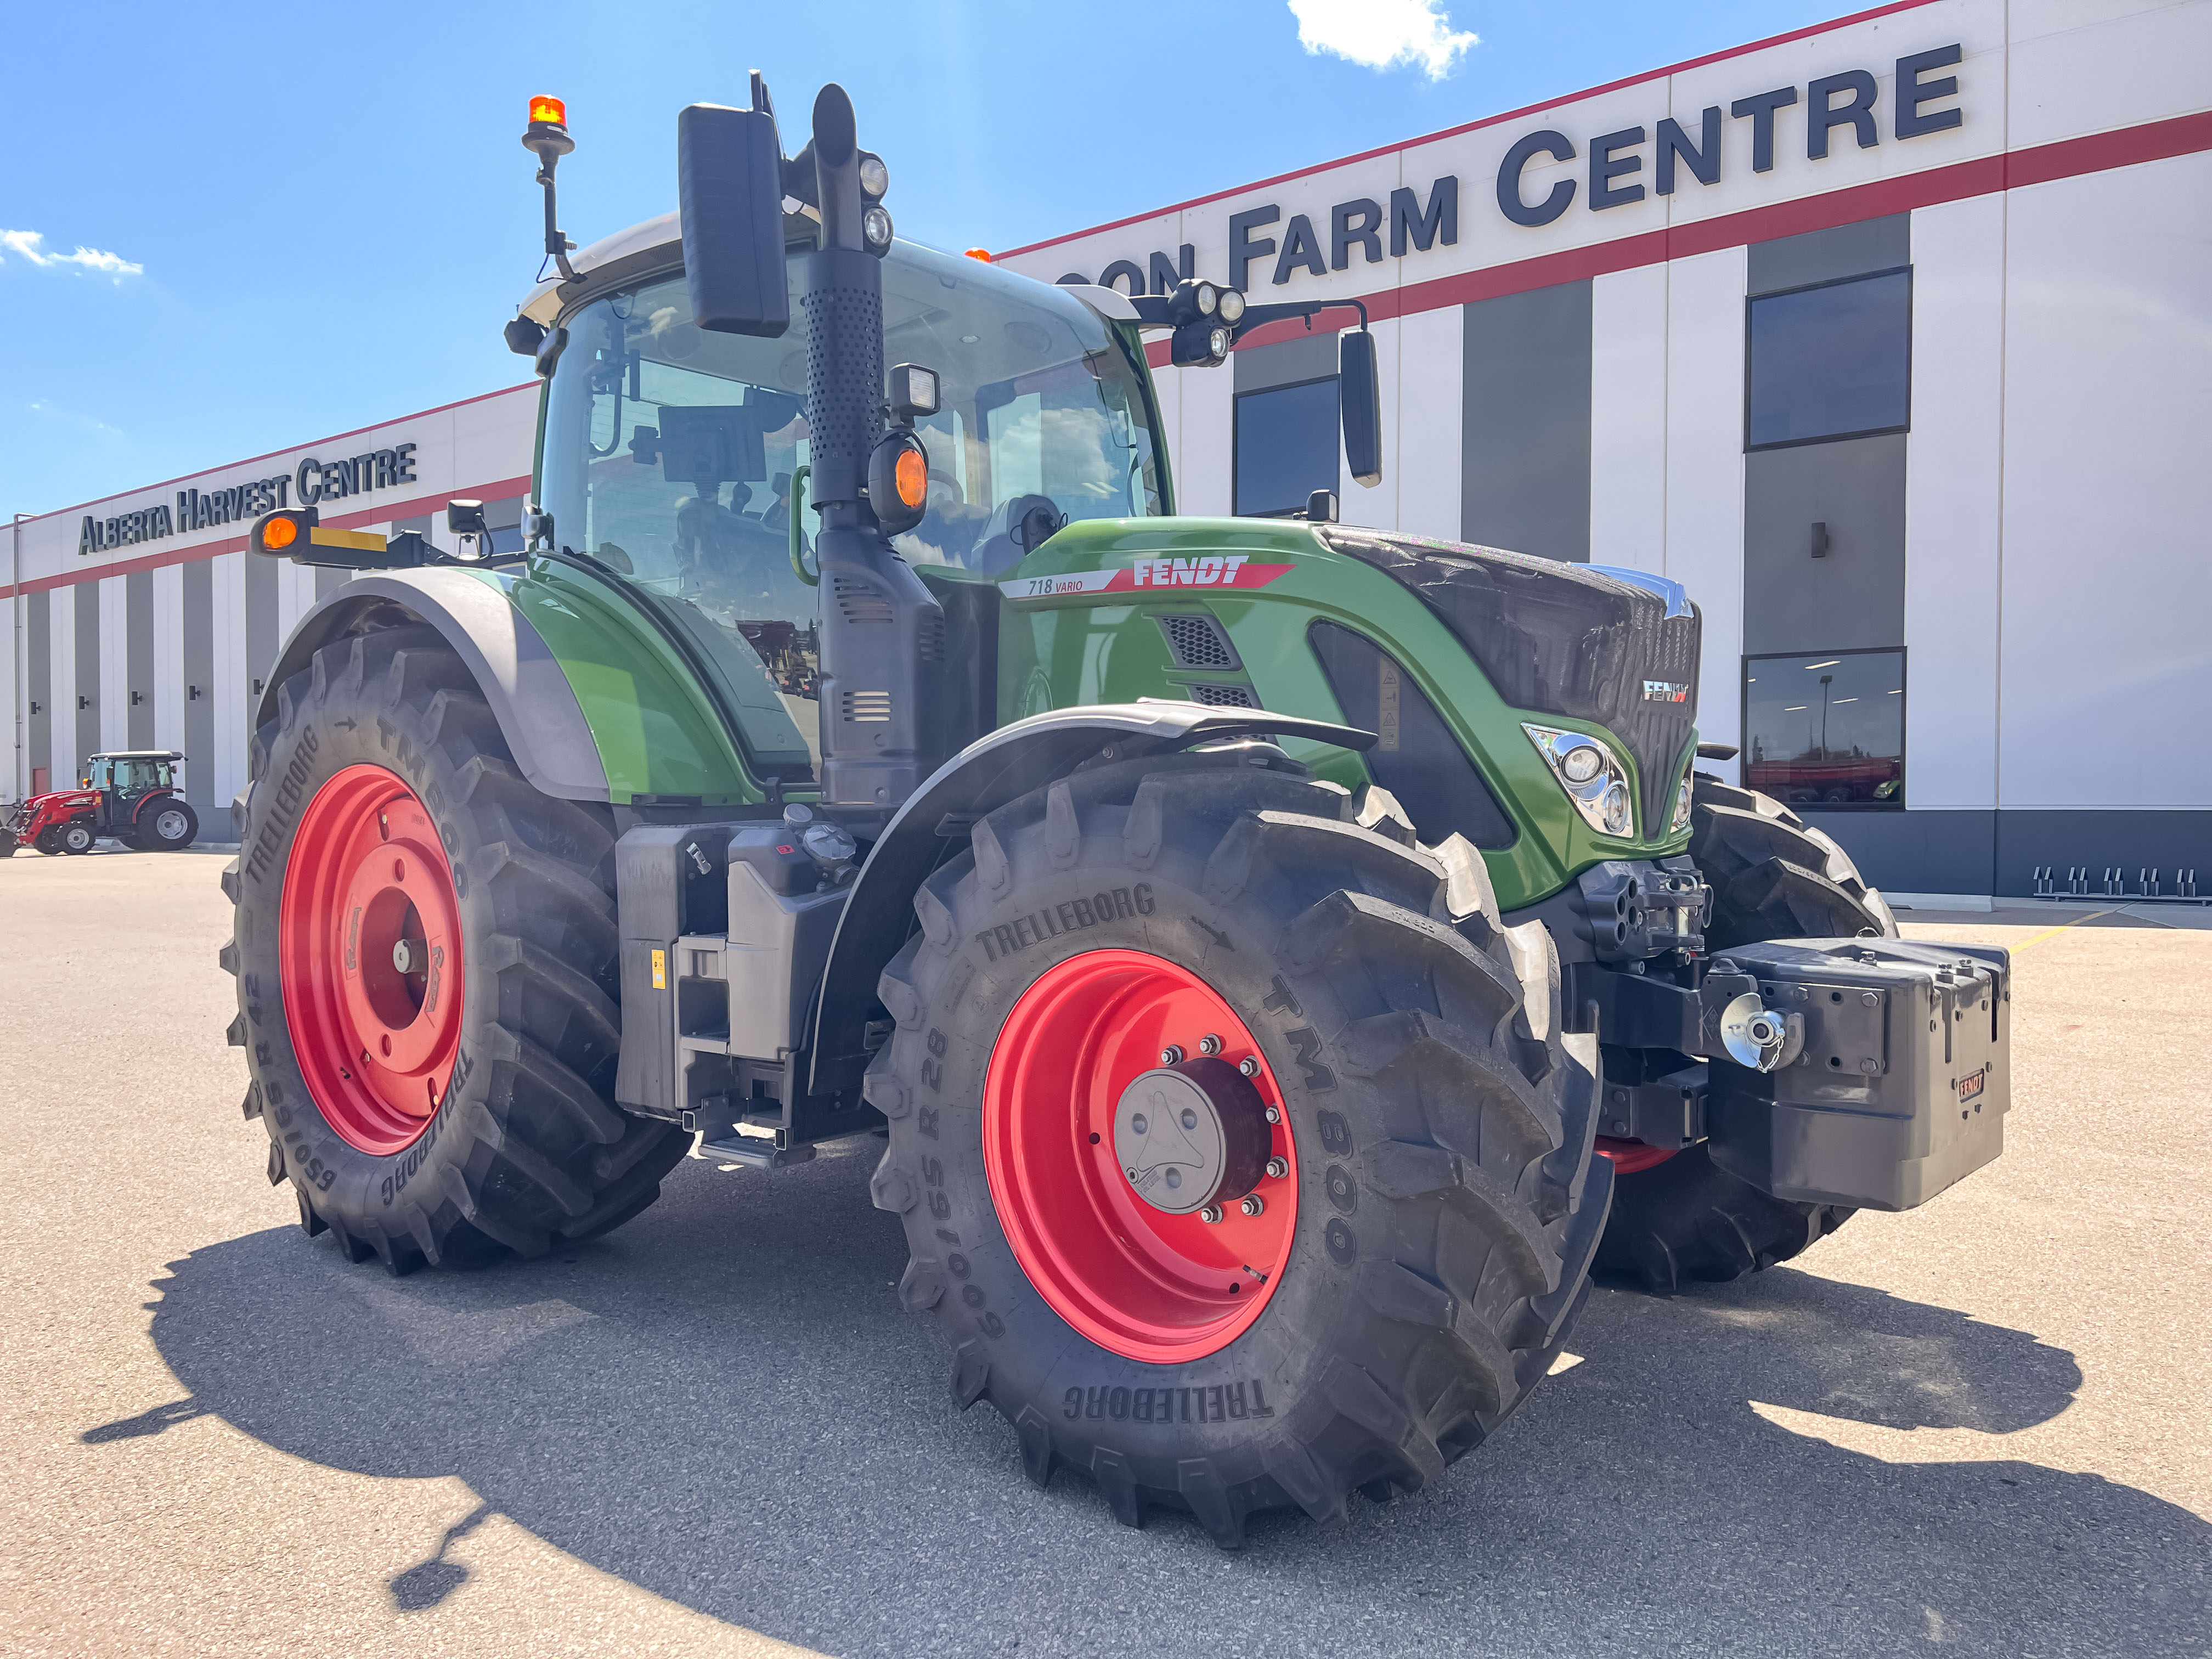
[1,752,200,856]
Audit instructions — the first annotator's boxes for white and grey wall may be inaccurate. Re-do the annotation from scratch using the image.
[3,385,538,820]
[998,0,2212,900]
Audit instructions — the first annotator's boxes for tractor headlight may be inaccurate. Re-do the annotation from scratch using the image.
[1218,287,1246,323]
[862,206,893,249]
[1194,281,1218,315]
[1523,723,1637,840]
[1669,774,1694,835]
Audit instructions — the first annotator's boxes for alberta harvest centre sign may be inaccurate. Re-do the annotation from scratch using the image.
[77,441,422,557]
[1052,43,1965,297]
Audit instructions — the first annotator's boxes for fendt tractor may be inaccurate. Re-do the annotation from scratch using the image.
[222,82,2012,1544]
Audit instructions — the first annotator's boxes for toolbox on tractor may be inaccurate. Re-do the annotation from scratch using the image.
[216,76,2013,1545]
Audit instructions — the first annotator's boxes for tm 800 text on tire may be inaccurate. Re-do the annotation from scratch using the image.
[1592,774,1898,1293]
[868,746,1609,1544]
[222,623,687,1275]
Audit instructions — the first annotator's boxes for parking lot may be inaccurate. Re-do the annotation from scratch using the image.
[2,848,2207,1657]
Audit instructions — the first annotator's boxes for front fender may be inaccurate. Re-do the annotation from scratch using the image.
[255,569,610,802]
[806,702,1372,1097]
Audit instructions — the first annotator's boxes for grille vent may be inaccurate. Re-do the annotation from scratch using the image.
[1184,682,1257,708]
[842,691,893,724]
[832,576,894,625]
[917,610,946,663]
[1158,613,1240,671]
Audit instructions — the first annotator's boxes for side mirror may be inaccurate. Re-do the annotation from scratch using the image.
[678,99,790,337]
[1339,329,1382,488]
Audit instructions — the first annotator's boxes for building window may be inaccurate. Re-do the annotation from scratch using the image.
[1234,376,1339,516]
[1745,268,1911,450]
[1742,648,1905,808]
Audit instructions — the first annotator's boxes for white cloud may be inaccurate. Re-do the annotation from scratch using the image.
[0,229,144,278]
[1288,0,1479,80]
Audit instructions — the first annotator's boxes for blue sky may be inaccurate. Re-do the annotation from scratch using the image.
[3,0,1842,517]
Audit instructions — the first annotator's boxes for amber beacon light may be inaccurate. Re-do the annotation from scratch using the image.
[528,94,568,127]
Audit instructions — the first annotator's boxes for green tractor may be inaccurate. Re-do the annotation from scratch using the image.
[224,81,2011,1544]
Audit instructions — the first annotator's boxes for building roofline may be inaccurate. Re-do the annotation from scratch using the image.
[995,0,1949,260]
[14,381,538,528]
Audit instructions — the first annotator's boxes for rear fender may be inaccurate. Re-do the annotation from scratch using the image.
[253,570,610,801]
[806,702,1372,1097]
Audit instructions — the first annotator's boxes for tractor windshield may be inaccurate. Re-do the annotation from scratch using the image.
[540,241,1166,749]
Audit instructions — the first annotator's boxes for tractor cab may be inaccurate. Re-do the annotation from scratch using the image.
[83,752,182,816]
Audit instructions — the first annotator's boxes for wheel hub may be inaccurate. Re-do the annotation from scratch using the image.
[1113,1059,1270,1216]
[279,765,465,1154]
[982,948,1299,1364]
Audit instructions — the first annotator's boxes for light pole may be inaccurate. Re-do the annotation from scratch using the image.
[1819,674,1834,761]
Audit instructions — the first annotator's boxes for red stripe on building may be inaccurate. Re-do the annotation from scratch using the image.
[1141,110,2212,365]
[2,474,535,599]
[1000,0,1954,259]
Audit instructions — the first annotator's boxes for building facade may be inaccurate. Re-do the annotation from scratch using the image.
[6,0,2205,898]
[997,0,2211,901]
[4,386,537,820]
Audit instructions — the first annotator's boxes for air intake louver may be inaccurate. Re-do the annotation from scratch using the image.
[1158,613,1241,671]
[1185,682,1257,708]
[833,575,894,625]
[842,691,893,723]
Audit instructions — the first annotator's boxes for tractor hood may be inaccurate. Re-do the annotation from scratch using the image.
[1311,527,1701,833]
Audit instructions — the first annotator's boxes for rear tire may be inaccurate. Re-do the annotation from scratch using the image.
[224,624,687,1276]
[870,749,1607,1543]
[134,798,198,851]
[1594,775,1897,1293]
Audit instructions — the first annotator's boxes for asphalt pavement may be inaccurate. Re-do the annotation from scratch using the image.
[2,849,2206,1657]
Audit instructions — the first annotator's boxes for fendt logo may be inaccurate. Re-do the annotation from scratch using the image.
[1644,680,1689,703]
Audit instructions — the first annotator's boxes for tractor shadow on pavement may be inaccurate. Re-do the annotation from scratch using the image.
[133,1142,2208,1658]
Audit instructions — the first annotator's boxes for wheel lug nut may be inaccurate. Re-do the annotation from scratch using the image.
[1240,1057,1261,1078]
[1263,1104,1280,1122]
[1160,1045,1184,1064]
[1266,1156,1288,1180]
[1199,1034,1222,1056]
[1199,1204,1223,1224]
[1240,1194,1265,1217]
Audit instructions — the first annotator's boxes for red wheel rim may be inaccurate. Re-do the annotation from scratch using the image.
[983,949,1298,1363]
[1595,1136,1679,1175]
[279,764,465,1155]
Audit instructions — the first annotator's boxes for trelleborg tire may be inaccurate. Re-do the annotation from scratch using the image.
[222,624,687,1276]
[867,748,1609,1544]
[1592,775,1896,1294]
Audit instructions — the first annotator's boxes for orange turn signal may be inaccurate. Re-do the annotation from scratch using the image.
[894,446,928,510]
[529,95,567,127]
[964,247,991,262]
[261,515,298,550]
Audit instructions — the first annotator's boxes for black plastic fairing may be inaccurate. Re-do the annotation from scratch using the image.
[1314,527,1700,833]
[1307,621,1515,848]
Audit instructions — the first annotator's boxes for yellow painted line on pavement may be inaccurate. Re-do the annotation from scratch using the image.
[2011,911,2110,953]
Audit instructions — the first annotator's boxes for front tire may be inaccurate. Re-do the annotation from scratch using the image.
[1594,775,1896,1293]
[60,822,96,855]
[223,624,687,1275]
[870,749,1607,1543]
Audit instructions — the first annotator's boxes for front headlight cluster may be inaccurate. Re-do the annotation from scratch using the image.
[1523,724,1634,839]
[1670,773,1694,836]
